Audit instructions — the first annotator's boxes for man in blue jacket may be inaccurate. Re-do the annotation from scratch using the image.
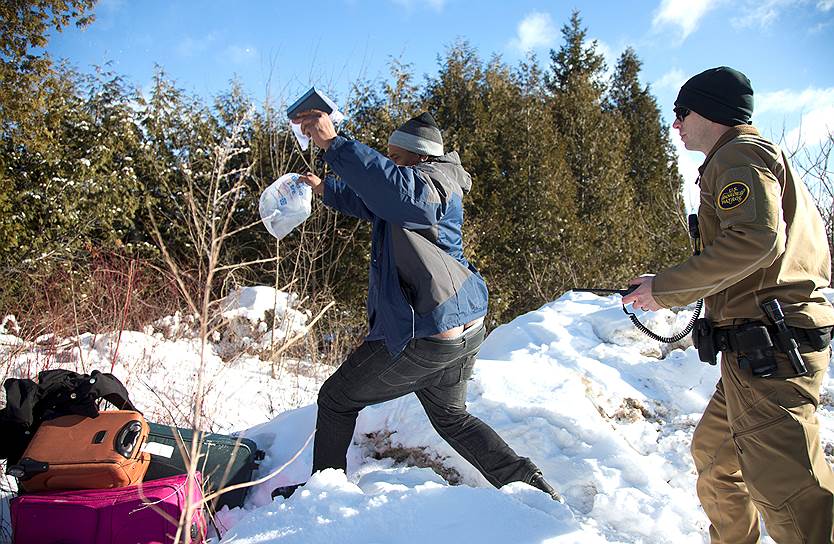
[280,110,559,500]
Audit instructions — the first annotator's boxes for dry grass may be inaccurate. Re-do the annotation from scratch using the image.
[362,430,464,486]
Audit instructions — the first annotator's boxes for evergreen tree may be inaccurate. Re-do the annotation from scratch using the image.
[0,9,704,336]
[210,80,263,275]
[0,0,98,267]
[506,57,578,310]
[608,47,689,269]
[0,0,96,139]
[1,66,144,265]
[136,68,224,268]
[136,71,276,294]
[423,41,485,160]
[423,44,577,324]
[546,10,638,283]
[347,59,420,151]
[467,55,578,324]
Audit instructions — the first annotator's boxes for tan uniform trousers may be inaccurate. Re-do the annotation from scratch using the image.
[692,348,834,543]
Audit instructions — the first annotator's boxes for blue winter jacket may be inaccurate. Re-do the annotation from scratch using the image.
[322,135,489,355]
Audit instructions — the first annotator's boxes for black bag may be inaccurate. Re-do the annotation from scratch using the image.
[143,422,264,511]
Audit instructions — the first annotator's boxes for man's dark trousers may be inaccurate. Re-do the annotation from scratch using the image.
[313,324,539,487]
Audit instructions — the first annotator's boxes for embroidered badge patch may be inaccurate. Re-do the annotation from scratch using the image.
[717,181,750,210]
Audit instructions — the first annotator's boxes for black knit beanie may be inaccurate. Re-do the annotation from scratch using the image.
[675,67,754,126]
[388,112,444,157]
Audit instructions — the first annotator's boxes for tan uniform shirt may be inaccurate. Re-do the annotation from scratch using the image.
[653,125,834,328]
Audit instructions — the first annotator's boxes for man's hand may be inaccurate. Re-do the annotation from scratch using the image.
[293,110,337,150]
[299,172,324,196]
[621,274,662,312]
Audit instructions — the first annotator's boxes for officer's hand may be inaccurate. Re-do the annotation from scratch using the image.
[298,172,324,196]
[621,275,661,312]
[293,110,337,150]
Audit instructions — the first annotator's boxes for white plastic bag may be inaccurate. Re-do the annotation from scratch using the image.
[259,173,312,240]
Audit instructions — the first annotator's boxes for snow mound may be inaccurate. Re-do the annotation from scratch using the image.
[226,292,729,542]
[222,467,587,544]
[217,287,310,358]
[6,289,831,543]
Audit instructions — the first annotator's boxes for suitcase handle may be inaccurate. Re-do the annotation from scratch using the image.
[5,457,49,480]
[115,420,143,458]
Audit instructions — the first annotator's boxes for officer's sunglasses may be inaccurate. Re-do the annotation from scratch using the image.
[674,107,690,123]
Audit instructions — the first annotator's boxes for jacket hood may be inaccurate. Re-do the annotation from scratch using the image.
[429,151,473,194]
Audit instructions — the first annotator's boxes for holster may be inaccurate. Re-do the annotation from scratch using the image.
[692,318,717,365]
[729,324,777,377]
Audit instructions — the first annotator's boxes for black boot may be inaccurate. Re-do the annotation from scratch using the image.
[528,471,563,502]
[271,482,303,500]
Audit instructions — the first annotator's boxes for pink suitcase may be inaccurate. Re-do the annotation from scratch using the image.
[10,473,207,544]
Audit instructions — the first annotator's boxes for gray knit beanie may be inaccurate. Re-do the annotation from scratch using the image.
[388,112,444,157]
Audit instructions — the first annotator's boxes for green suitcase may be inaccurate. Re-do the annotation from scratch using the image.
[143,423,264,511]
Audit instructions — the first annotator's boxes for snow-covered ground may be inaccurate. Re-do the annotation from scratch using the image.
[3,287,834,543]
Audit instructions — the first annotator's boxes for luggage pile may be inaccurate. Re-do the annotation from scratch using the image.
[0,369,264,543]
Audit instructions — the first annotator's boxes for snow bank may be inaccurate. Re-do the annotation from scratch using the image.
[223,293,726,542]
[5,289,833,543]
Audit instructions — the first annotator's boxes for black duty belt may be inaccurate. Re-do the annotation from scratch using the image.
[713,323,832,353]
[693,298,832,376]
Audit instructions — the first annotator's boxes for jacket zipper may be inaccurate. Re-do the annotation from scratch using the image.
[409,303,415,341]
[39,454,142,466]
[17,482,182,503]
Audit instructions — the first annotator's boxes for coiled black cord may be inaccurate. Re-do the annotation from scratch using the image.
[623,213,704,344]
[623,298,703,343]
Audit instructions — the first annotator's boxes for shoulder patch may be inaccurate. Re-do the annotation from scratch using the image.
[717,181,750,211]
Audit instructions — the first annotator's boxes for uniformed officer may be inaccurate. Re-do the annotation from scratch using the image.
[623,66,834,543]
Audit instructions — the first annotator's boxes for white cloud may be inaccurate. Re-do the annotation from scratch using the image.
[588,38,617,81]
[754,87,834,153]
[670,131,704,213]
[176,34,216,58]
[783,106,834,149]
[731,0,802,28]
[652,0,720,40]
[592,39,614,69]
[653,68,686,91]
[508,12,558,52]
[810,20,831,33]
[224,45,258,65]
[731,0,833,28]
[756,87,834,114]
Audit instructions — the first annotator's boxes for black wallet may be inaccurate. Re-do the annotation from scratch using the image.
[287,87,334,119]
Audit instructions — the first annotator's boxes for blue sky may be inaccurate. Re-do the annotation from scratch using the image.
[49,0,834,209]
